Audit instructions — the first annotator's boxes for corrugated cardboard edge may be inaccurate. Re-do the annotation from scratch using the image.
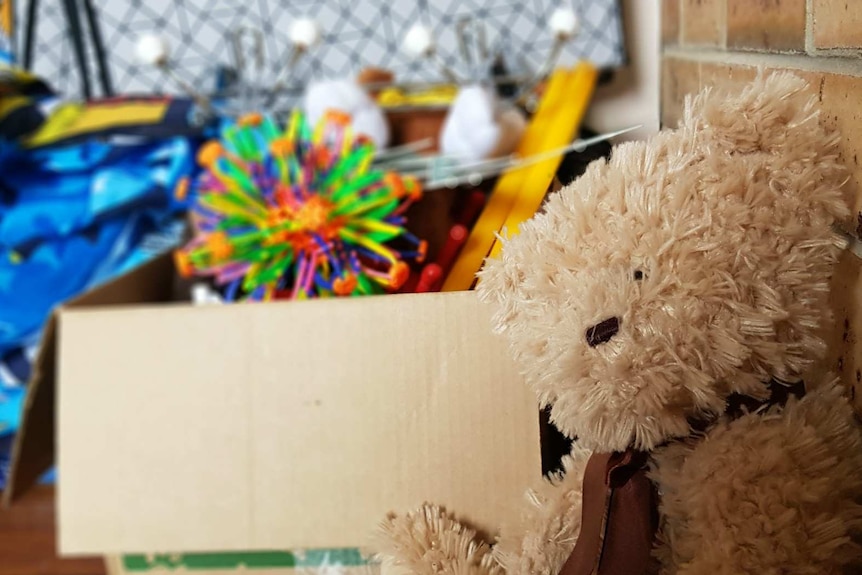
[3,254,176,506]
[104,554,380,575]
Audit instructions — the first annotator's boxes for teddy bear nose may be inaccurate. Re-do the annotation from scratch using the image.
[585,317,621,347]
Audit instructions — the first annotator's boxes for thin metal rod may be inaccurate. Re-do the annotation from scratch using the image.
[161,64,212,116]
[373,138,434,161]
[266,44,304,108]
[23,0,39,71]
[515,36,565,103]
[60,0,92,100]
[360,73,532,94]
[81,0,113,96]
[835,226,862,260]
[421,125,642,190]
[433,53,460,84]
[455,17,473,69]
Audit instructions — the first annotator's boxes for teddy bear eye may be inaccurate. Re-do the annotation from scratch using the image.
[633,269,645,281]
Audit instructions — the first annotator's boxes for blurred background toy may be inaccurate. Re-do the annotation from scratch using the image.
[304,79,391,149]
[175,110,425,301]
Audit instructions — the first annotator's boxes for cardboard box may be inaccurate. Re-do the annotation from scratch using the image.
[23,255,543,568]
[4,256,178,506]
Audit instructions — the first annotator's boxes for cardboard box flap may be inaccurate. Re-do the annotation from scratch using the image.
[58,290,542,555]
[4,254,176,506]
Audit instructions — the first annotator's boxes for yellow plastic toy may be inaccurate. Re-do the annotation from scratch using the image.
[442,62,597,291]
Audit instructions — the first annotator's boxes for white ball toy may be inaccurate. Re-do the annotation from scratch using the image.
[135,34,170,67]
[550,7,579,38]
[441,85,526,164]
[403,24,434,57]
[290,18,321,48]
[304,79,390,149]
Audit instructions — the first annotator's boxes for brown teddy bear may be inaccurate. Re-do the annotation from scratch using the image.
[374,72,862,574]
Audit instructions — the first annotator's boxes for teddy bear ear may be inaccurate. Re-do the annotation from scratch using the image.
[682,70,829,155]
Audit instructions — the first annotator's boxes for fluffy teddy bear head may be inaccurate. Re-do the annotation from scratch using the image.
[477,72,851,452]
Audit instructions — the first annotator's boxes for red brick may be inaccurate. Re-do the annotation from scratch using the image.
[681,0,727,46]
[661,57,700,127]
[817,73,862,214]
[662,60,766,128]
[824,251,862,414]
[785,72,862,400]
[726,0,806,51]
[812,0,862,49]
[817,75,862,398]
[663,0,681,45]
[699,61,759,92]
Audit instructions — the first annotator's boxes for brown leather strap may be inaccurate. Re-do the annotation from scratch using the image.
[558,380,805,575]
[559,452,613,575]
[558,450,657,575]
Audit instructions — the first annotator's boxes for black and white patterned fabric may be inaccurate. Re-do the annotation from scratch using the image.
[17,0,624,100]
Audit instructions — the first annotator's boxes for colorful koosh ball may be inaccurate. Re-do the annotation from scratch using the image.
[175,110,426,301]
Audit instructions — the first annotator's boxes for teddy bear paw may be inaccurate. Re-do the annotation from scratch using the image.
[374,504,500,575]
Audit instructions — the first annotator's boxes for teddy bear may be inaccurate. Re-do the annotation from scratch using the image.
[373,72,862,574]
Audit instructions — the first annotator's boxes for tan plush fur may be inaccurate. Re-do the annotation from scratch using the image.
[374,72,862,574]
[375,505,502,575]
[651,374,862,573]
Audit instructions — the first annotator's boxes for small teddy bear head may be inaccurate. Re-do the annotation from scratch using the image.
[477,72,850,452]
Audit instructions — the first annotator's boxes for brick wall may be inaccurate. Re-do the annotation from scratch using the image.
[662,0,862,409]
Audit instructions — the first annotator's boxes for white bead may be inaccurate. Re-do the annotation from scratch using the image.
[135,34,169,66]
[550,8,579,38]
[290,18,321,48]
[403,24,434,57]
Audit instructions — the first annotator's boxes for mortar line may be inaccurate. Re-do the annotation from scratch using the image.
[664,46,862,78]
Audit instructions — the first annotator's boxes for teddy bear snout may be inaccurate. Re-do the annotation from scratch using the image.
[585,316,621,347]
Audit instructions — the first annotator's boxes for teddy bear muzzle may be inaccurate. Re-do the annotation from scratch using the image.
[585,316,621,347]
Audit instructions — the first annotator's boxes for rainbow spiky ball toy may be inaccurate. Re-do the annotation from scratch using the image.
[175,110,426,301]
